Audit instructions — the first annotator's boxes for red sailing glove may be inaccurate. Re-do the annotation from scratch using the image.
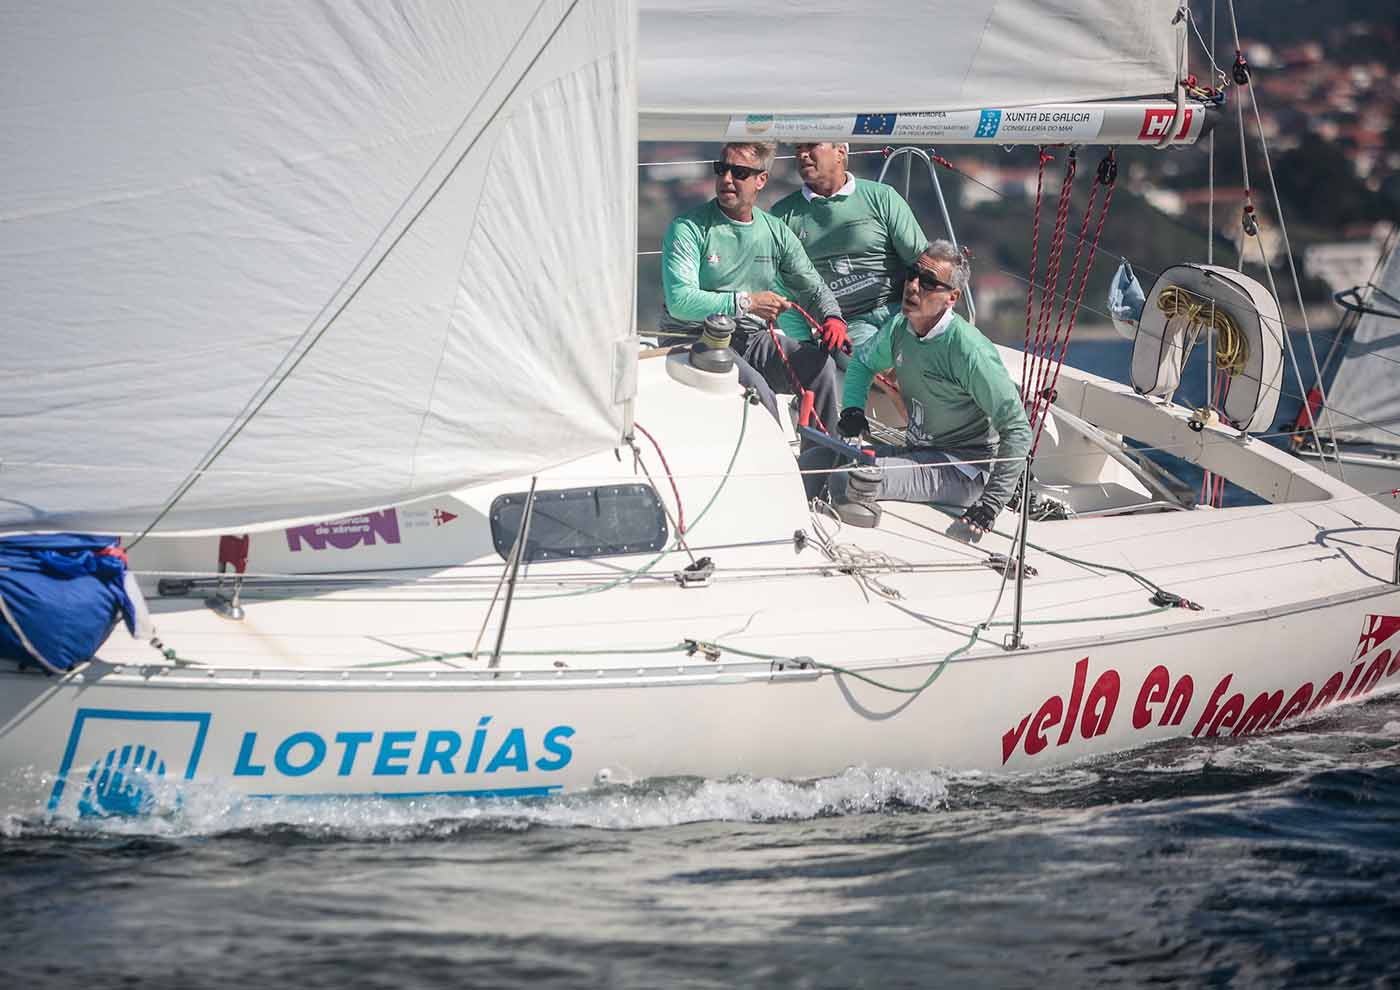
[819,317,851,355]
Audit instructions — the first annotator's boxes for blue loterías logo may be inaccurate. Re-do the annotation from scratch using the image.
[78,743,167,818]
[231,719,576,780]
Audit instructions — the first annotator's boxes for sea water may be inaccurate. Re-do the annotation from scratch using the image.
[3,696,1399,988]
[6,339,1396,988]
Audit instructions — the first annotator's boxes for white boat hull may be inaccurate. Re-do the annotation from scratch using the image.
[6,350,1400,820]
[4,590,1399,819]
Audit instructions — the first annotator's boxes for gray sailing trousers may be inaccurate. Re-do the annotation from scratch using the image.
[731,327,840,446]
[800,442,988,510]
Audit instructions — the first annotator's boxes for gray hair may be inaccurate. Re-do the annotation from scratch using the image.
[721,141,777,171]
[922,239,971,291]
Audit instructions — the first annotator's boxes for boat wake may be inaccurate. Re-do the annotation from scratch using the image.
[0,765,950,841]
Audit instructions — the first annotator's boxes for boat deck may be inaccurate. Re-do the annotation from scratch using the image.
[92,492,1400,676]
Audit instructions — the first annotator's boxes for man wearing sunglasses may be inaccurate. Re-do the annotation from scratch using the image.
[660,141,846,441]
[800,241,1030,543]
[771,142,927,367]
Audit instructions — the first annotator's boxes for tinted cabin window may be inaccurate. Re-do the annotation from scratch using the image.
[489,484,669,562]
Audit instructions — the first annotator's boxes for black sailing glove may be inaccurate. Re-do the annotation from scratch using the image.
[837,407,868,441]
[946,499,999,545]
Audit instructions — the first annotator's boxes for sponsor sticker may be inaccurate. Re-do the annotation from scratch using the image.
[1138,107,1194,140]
[49,709,211,817]
[723,108,1103,142]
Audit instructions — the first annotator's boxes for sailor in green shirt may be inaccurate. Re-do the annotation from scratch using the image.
[771,142,928,367]
[800,241,1031,543]
[660,141,848,438]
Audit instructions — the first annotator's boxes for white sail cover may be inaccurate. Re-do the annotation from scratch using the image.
[0,0,638,534]
[640,0,1184,138]
[1322,247,1400,446]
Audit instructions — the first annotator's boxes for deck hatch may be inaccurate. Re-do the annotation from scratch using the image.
[489,484,669,562]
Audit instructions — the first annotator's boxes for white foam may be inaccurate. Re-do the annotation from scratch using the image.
[13,765,949,839]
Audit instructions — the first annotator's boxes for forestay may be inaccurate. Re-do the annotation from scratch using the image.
[0,0,638,535]
[1320,246,1400,446]
[640,0,1185,140]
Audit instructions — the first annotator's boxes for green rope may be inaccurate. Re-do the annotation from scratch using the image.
[988,604,1172,627]
[506,392,752,602]
[700,630,980,697]
[697,601,1174,697]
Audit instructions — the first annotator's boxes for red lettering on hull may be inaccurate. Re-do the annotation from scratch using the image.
[1000,614,1400,763]
[1001,658,1121,765]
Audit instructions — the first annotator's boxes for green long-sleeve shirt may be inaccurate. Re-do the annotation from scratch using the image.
[659,200,839,332]
[771,177,927,341]
[845,311,1031,513]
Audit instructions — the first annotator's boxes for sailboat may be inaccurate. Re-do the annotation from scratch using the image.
[1292,237,1400,499]
[3,0,1399,821]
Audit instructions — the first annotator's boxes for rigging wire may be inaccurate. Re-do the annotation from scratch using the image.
[1225,1,1344,473]
[1207,0,1217,267]
[1212,0,1336,471]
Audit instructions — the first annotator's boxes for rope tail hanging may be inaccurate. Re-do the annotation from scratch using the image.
[1030,150,1119,456]
[1023,150,1079,417]
[1020,147,1054,402]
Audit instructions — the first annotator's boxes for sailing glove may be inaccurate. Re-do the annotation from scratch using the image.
[946,499,999,544]
[819,317,852,355]
[837,407,868,440]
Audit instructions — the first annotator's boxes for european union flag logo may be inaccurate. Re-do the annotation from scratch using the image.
[853,114,897,136]
[975,110,1002,138]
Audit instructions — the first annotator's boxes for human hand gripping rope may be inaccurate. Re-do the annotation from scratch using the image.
[764,302,847,434]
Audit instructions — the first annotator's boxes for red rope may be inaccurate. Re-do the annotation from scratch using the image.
[634,421,686,534]
[1030,174,1103,436]
[768,304,828,434]
[1021,148,1052,401]
[1024,151,1078,413]
[1030,152,1118,457]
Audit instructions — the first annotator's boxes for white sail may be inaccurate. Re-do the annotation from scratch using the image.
[1320,246,1400,447]
[0,0,638,535]
[640,0,1185,140]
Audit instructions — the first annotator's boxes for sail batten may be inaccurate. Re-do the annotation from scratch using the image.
[1,0,638,535]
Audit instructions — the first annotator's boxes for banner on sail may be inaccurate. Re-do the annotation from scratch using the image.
[706,103,1207,146]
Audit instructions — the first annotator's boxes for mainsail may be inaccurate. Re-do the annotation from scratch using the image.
[640,0,1187,142]
[0,0,638,535]
[1319,245,1400,446]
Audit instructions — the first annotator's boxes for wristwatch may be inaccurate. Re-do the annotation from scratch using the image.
[735,291,752,316]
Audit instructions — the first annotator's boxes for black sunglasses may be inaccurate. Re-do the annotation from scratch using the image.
[907,267,956,293]
[712,161,766,181]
